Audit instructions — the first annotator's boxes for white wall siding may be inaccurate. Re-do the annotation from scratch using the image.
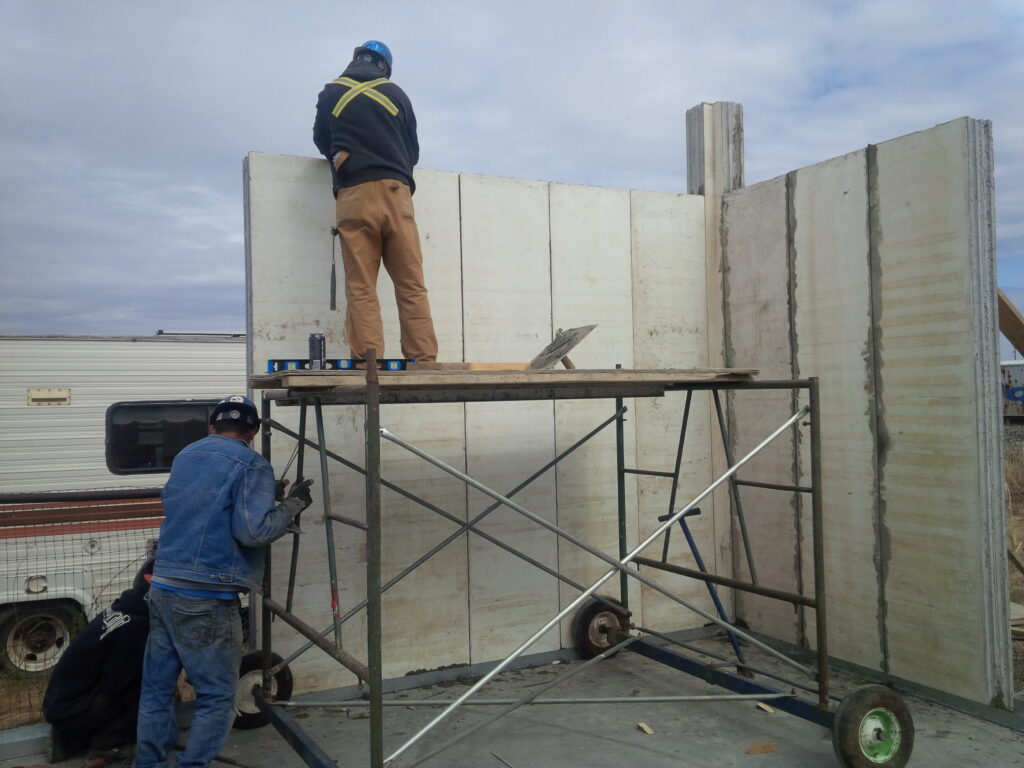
[0,337,247,493]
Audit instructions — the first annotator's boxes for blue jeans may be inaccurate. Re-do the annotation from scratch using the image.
[134,588,242,768]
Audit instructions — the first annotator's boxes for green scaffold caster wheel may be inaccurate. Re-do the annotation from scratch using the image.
[832,685,914,767]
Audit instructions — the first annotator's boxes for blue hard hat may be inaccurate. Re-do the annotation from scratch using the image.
[210,395,260,428]
[355,40,393,71]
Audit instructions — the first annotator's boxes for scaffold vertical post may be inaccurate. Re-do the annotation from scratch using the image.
[286,399,309,612]
[614,364,628,609]
[809,377,829,709]
[314,399,344,652]
[365,351,384,767]
[260,395,274,691]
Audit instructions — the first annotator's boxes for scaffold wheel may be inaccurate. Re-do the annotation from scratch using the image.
[832,684,914,767]
[234,650,294,729]
[571,596,629,658]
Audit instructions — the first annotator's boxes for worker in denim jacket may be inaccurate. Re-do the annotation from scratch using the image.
[133,396,313,768]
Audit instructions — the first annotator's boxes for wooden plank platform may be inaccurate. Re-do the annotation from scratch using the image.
[250,367,759,406]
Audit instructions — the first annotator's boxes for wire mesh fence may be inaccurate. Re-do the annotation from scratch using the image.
[0,488,161,729]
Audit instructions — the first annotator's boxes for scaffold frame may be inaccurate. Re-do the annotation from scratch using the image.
[249,366,836,768]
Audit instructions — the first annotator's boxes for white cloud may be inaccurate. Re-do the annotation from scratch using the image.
[1,0,1021,333]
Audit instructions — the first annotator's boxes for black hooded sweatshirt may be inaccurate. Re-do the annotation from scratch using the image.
[42,585,150,747]
[313,59,419,195]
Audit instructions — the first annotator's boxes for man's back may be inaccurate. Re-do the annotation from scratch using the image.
[155,433,284,591]
[313,59,419,193]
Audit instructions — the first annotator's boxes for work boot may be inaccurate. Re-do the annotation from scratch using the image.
[81,743,133,767]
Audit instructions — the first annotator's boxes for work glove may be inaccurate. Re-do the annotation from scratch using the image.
[288,477,314,507]
[280,477,315,520]
[275,478,290,502]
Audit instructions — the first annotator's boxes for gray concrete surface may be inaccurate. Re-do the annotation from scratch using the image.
[5,635,1022,768]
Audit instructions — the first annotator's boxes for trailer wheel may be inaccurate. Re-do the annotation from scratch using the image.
[571,596,629,658]
[234,651,293,729]
[0,601,82,674]
[832,685,914,768]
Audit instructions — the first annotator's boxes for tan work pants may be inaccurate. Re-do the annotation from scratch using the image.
[335,178,438,362]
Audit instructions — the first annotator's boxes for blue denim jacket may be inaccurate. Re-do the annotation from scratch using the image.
[154,434,291,591]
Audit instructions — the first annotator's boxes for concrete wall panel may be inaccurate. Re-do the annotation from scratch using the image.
[629,191,720,630]
[549,183,638,642]
[719,118,1009,707]
[246,156,470,688]
[459,174,561,660]
[873,120,1008,703]
[721,177,801,644]
[790,151,883,671]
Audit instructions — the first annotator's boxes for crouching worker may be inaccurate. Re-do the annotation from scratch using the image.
[133,396,313,768]
[43,567,153,767]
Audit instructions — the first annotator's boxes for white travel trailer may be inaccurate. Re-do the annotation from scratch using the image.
[0,334,246,673]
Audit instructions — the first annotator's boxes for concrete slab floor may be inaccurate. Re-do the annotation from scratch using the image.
[5,636,1022,768]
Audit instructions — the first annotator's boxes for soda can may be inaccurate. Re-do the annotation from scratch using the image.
[308,333,326,370]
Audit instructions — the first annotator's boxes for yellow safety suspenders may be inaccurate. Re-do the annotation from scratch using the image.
[330,77,399,117]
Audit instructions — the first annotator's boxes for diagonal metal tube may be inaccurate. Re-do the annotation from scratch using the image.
[282,692,792,708]
[264,409,626,674]
[660,389,693,561]
[405,637,638,768]
[383,406,810,766]
[381,419,812,676]
[713,390,758,583]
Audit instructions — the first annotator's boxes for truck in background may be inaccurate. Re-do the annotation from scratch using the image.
[0,334,246,674]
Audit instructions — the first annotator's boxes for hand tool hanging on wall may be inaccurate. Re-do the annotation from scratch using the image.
[329,226,340,311]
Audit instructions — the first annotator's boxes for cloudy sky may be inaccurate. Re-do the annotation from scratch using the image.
[1,0,1022,352]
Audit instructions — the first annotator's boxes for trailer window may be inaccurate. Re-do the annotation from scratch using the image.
[106,401,217,474]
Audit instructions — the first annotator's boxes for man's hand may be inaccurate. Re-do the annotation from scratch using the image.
[285,478,315,512]
[275,478,290,502]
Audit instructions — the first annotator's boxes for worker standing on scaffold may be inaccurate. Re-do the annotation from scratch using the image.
[133,396,313,768]
[313,40,438,363]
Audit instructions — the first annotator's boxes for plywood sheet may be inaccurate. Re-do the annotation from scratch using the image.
[791,151,883,670]
[630,191,721,630]
[874,119,1008,702]
[549,183,637,642]
[720,177,801,643]
[459,174,560,660]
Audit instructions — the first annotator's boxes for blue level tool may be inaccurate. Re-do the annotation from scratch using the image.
[267,358,410,373]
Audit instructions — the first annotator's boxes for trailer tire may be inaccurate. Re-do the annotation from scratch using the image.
[234,651,293,729]
[832,685,914,768]
[571,596,629,659]
[0,601,83,674]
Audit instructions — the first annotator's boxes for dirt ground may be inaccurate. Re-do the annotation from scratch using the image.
[0,673,46,730]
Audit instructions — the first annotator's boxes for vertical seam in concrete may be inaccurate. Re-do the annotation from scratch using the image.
[457,173,473,660]
[457,174,466,366]
[720,192,738,586]
[785,170,805,647]
[627,192,638,604]
[547,182,562,617]
[730,105,745,189]
[243,156,255,371]
[865,144,891,674]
